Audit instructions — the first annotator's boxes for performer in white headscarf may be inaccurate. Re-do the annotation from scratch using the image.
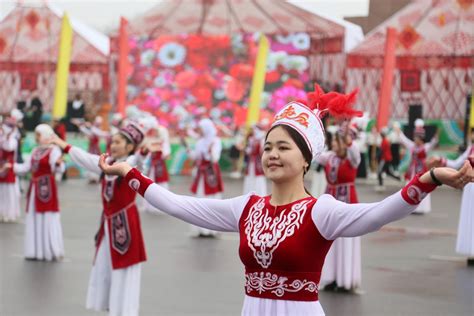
[186,118,224,237]
[10,124,65,260]
[0,109,23,222]
[140,117,171,213]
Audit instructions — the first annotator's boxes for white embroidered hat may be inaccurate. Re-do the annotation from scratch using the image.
[271,84,361,162]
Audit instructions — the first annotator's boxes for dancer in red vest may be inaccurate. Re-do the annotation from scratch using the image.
[243,124,267,195]
[9,124,65,260]
[51,122,147,316]
[317,126,362,292]
[187,118,224,237]
[98,85,474,316]
[395,119,438,214]
[0,110,23,222]
[141,118,171,213]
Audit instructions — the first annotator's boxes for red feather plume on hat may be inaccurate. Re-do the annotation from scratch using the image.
[300,84,363,119]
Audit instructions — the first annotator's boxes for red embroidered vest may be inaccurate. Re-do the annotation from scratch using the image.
[28,147,59,212]
[406,146,427,180]
[150,151,169,183]
[239,195,332,301]
[324,155,358,203]
[96,174,147,269]
[190,157,223,195]
[0,148,15,183]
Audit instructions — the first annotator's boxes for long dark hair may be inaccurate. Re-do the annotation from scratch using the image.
[265,124,313,195]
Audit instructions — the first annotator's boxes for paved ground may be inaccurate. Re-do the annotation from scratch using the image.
[1,174,473,316]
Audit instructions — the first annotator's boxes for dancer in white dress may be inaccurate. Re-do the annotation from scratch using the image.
[51,122,147,316]
[435,128,474,266]
[98,85,474,316]
[395,119,438,214]
[9,124,65,260]
[185,118,224,237]
[0,110,23,222]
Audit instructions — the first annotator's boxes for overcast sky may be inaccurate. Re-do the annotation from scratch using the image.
[1,0,369,33]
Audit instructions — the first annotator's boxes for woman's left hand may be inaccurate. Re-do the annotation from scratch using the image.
[98,154,132,177]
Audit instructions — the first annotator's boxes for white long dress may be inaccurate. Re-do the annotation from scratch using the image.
[127,167,431,316]
[0,127,21,222]
[445,145,474,256]
[399,133,438,214]
[14,146,65,261]
[317,144,362,290]
[188,136,223,237]
[68,147,142,316]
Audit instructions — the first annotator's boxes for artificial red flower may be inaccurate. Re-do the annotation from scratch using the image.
[265,70,280,84]
[225,78,247,102]
[230,63,254,81]
[175,70,197,89]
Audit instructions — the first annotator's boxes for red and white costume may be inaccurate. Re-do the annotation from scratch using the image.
[142,124,171,213]
[243,126,267,196]
[125,166,437,315]
[14,125,65,260]
[399,124,438,214]
[188,118,224,237]
[0,120,21,222]
[119,86,445,315]
[440,145,474,257]
[64,125,147,316]
[317,141,362,290]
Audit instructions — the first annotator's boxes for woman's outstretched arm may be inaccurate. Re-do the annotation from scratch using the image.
[313,161,474,240]
[99,155,250,232]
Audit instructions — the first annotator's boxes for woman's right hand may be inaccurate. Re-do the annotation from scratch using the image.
[98,154,132,177]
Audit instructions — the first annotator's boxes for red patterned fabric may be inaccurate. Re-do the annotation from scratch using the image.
[27,147,59,213]
[401,173,437,205]
[0,149,16,183]
[190,160,223,195]
[239,195,332,301]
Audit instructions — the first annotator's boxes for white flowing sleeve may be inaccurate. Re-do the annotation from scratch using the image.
[49,146,65,175]
[312,174,439,240]
[399,132,414,150]
[312,193,419,240]
[79,125,92,136]
[126,168,251,231]
[91,126,110,138]
[446,146,471,169]
[13,155,31,175]
[315,151,334,166]
[1,133,18,151]
[68,146,101,175]
[346,142,361,168]
[425,135,438,152]
[210,140,222,163]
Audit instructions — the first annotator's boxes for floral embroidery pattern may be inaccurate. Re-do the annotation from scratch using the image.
[245,272,318,297]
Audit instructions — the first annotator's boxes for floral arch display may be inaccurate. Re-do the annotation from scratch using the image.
[121,0,363,132]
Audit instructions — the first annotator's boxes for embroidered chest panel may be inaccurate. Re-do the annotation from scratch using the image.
[243,197,313,269]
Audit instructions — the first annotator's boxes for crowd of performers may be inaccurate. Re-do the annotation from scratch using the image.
[1,84,474,316]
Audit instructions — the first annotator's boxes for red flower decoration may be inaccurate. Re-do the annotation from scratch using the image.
[175,71,197,89]
[25,10,40,30]
[265,71,280,84]
[284,78,304,89]
[304,84,362,119]
[230,63,254,81]
[225,78,247,102]
[398,26,421,50]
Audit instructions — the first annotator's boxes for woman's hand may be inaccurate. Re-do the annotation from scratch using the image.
[98,154,132,177]
[0,162,12,173]
[420,160,474,189]
[49,135,68,150]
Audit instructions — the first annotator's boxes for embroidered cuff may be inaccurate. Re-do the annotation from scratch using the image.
[125,167,153,196]
[401,173,437,205]
[64,144,72,154]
